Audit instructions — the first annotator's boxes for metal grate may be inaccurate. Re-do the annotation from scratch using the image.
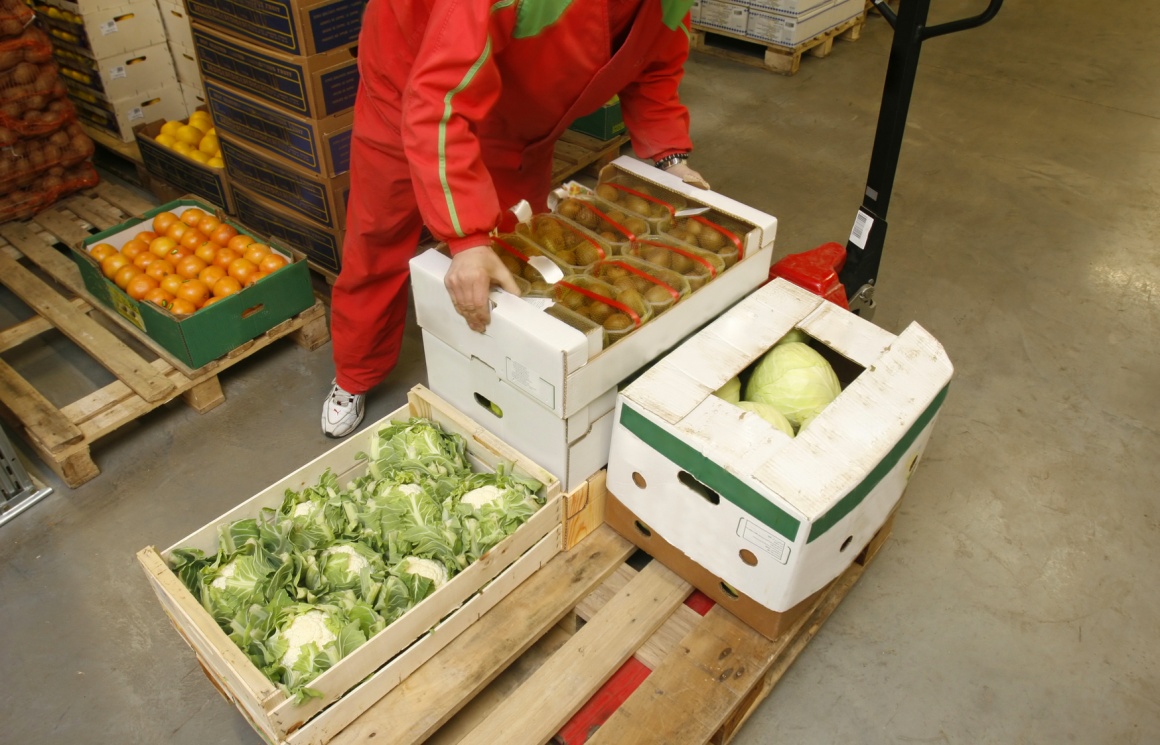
[0,424,52,528]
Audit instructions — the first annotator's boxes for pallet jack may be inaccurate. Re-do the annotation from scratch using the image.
[771,0,1004,319]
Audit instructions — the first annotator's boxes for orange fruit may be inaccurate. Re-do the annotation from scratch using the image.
[120,238,148,261]
[166,221,189,242]
[151,211,178,235]
[211,224,238,247]
[145,259,175,281]
[212,247,239,269]
[244,271,269,287]
[258,253,288,274]
[160,273,185,296]
[176,255,208,279]
[243,243,271,265]
[180,208,206,227]
[227,257,257,283]
[149,236,178,258]
[133,251,157,270]
[227,233,255,253]
[180,229,207,251]
[202,296,224,308]
[198,265,226,286]
[143,288,174,308]
[114,264,141,290]
[165,245,192,262]
[169,297,197,316]
[89,243,118,263]
[101,252,130,279]
[126,274,158,300]
[194,241,219,264]
[212,275,242,297]
[197,214,221,236]
[176,278,210,307]
[135,230,159,244]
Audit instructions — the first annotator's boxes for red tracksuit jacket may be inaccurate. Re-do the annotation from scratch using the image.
[360,0,695,251]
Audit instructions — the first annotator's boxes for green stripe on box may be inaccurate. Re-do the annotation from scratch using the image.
[619,405,801,541]
[807,384,950,543]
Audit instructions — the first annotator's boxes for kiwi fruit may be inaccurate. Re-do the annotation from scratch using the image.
[603,266,630,282]
[612,277,637,294]
[575,206,600,230]
[607,210,628,224]
[604,313,633,331]
[624,217,649,236]
[641,246,672,269]
[684,219,704,236]
[699,229,726,252]
[576,243,602,265]
[595,184,619,202]
[645,285,674,304]
[522,264,543,282]
[500,254,521,276]
[625,195,651,215]
[555,248,578,265]
[559,289,585,310]
[530,280,551,294]
[587,301,614,324]
[600,231,619,242]
[616,288,644,309]
[558,198,582,218]
[670,252,693,274]
[651,204,670,218]
[540,234,565,253]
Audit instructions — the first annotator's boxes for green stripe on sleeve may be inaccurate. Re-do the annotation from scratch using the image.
[619,405,801,540]
[438,39,493,238]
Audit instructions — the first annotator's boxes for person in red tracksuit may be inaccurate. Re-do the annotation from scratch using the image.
[322,0,710,437]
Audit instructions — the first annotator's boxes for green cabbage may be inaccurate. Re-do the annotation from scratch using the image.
[744,342,841,429]
[777,328,810,346]
[712,375,742,404]
[735,401,795,437]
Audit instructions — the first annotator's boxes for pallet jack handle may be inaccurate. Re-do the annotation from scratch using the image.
[836,0,1004,317]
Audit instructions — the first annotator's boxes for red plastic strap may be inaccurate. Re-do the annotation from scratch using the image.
[544,216,607,260]
[602,260,679,301]
[492,236,529,262]
[690,215,744,260]
[584,201,637,242]
[558,280,641,327]
[637,239,717,278]
[606,183,677,216]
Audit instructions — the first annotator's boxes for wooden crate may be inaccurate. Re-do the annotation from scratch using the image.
[0,182,330,487]
[692,12,867,75]
[320,472,895,745]
[552,130,631,186]
[137,385,566,745]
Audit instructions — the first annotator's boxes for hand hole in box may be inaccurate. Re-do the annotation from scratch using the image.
[633,520,652,538]
[473,393,503,418]
[632,471,647,489]
[678,470,719,505]
[906,453,920,480]
[241,303,264,319]
[840,535,854,552]
[720,581,740,600]
[739,549,758,566]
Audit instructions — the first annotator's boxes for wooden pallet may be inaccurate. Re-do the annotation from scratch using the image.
[0,182,330,488]
[552,130,631,185]
[322,473,894,745]
[692,12,867,75]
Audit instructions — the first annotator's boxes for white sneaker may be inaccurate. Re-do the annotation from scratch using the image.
[321,381,365,438]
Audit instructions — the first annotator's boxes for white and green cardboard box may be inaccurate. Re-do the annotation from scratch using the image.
[606,278,953,617]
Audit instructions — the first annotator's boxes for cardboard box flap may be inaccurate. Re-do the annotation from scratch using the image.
[602,156,778,251]
[797,299,896,368]
[752,322,953,521]
[624,279,822,424]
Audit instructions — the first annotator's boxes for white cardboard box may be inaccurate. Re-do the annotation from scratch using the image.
[424,331,616,492]
[61,43,178,103]
[697,0,749,35]
[734,0,832,17]
[411,156,777,421]
[691,0,702,23]
[606,279,954,613]
[157,0,195,54]
[74,86,190,141]
[746,0,863,47]
[171,44,201,87]
[41,0,167,59]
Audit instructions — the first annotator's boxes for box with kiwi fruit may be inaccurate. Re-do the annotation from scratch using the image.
[490,234,564,297]
[593,174,687,219]
[586,256,690,315]
[662,210,749,268]
[521,213,612,271]
[623,237,727,292]
[556,196,652,246]
[552,274,653,348]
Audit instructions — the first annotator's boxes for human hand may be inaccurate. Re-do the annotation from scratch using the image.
[444,245,521,332]
[665,161,710,190]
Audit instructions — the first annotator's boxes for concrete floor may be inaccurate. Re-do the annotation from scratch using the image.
[2,0,1158,741]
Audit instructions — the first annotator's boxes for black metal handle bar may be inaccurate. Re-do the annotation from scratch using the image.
[871,0,1004,39]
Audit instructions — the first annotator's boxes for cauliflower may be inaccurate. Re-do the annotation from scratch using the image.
[279,610,336,668]
[292,501,315,518]
[398,557,448,588]
[210,560,236,590]
[461,485,503,510]
[322,544,370,575]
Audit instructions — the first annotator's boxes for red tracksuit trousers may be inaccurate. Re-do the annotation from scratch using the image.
[329,87,554,395]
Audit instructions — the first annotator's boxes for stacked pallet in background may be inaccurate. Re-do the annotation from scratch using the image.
[0,14,98,220]
[32,0,186,141]
[692,0,866,74]
[189,0,362,281]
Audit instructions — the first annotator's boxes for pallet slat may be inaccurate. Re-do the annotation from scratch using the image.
[0,297,91,352]
[0,254,175,403]
[0,357,84,451]
[691,13,866,75]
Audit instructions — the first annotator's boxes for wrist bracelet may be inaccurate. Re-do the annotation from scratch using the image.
[654,153,690,170]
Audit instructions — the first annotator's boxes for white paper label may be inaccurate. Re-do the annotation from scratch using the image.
[527,256,564,284]
[127,107,144,122]
[100,19,118,35]
[110,66,127,80]
[737,518,791,564]
[505,357,555,408]
[523,297,554,311]
[848,210,873,249]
